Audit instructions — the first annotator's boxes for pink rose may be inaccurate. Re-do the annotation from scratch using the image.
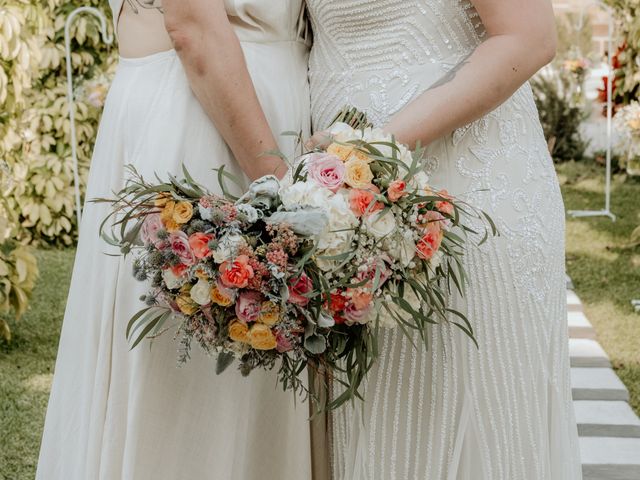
[387,180,407,202]
[307,153,346,192]
[421,211,446,235]
[435,189,455,216]
[235,291,262,323]
[141,213,166,248]
[416,231,443,260]
[169,231,196,266]
[288,272,313,306]
[343,303,372,325]
[356,257,391,289]
[275,331,294,353]
[189,232,214,259]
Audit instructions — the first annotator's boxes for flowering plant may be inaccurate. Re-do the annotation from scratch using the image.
[98,111,496,409]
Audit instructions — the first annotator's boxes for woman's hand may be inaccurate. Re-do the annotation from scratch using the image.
[305,130,334,151]
[163,0,287,181]
[384,0,556,149]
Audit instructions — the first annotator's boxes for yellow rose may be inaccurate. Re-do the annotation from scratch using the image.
[228,320,250,343]
[258,301,281,326]
[211,286,234,307]
[327,143,355,162]
[155,192,173,207]
[344,158,374,189]
[347,149,370,163]
[173,201,194,224]
[160,201,175,222]
[247,324,277,351]
[176,293,199,315]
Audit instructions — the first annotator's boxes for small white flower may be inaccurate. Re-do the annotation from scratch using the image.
[236,204,260,223]
[162,268,184,290]
[364,210,397,239]
[190,278,211,306]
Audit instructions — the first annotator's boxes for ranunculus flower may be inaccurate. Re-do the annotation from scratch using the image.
[344,158,374,189]
[169,231,196,266]
[235,291,262,323]
[288,272,313,306]
[387,180,407,202]
[190,278,212,306]
[173,201,194,224]
[140,213,165,248]
[307,153,346,192]
[229,320,250,343]
[416,231,444,260]
[348,186,383,217]
[219,255,254,288]
[435,190,455,216]
[189,232,214,259]
[248,324,277,350]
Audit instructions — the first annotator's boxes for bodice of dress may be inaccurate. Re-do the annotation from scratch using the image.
[108,0,308,43]
[306,0,487,128]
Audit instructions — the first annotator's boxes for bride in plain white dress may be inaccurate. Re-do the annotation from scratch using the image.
[37,1,313,479]
[307,0,582,479]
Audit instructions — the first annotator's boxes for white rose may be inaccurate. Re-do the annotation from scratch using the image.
[190,278,212,306]
[386,230,417,267]
[162,268,184,290]
[317,193,357,252]
[280,181,331,210]
[212,232,245,264]
[364,210,397,239]
[329,122,359,142]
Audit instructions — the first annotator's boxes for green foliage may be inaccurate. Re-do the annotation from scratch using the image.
[0,0,117,246]
[604,0,640,107]
[531,74,590,163]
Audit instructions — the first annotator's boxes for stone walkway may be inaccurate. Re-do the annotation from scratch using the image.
[568,290,640,479]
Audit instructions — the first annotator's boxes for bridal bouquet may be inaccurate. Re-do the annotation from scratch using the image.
[98,112,495,409]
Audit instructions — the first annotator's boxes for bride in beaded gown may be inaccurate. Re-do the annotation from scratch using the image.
[307,1,582,479]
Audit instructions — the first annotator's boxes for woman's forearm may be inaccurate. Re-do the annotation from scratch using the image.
[164,0,286,180]
[385,0,556,149]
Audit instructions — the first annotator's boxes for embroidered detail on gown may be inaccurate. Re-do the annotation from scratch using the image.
[306,1,582,479]
[36,2,313,479]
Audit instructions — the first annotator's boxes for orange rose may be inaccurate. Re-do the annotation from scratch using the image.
[219,255,254,289]
[247,324,277,351]
[416,231,443,260]
[344,158,374,189]
[258,301,281,326]
[435,190,454,216]
[173,201,194,224]
[229,320,250,343]
[387,180,407,202]
[189,232,214,259]
[349,187,383,217]
[348,289,374,310]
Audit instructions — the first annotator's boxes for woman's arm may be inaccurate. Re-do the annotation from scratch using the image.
[384,0,557,149]
[164,0,286,180]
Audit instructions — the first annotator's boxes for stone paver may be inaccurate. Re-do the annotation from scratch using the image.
[570,338,611,368]
[571,368,629,402]
[575,401,640,438]
[569,311,596,340]
[567,290,583,312]
[580,437,640,480]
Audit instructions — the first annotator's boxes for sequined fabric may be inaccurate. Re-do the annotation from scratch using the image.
[307,1,582,479]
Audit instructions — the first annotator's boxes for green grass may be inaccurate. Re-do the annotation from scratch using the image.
[558,161,640,414]
[0,249,75,480]
[0,163,638,476]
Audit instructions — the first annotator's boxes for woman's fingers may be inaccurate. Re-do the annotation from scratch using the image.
[305,130,334,150]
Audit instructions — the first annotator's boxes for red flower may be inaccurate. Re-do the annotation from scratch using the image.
[288,272,313,306]
[219,255,254,289]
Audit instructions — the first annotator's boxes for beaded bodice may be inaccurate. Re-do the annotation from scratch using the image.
[306,0,486,129]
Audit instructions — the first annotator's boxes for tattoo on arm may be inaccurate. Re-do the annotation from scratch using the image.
[125,0,163,14]
[427,49,476,91]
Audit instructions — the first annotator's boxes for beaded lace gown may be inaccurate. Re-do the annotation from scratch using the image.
[36,2,312,479]
[307,1,582,479]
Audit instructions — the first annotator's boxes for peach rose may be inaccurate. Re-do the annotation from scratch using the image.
[258,301,281,326]
[348,289,373,310]
[327,143,355,162]
[344,158,374,189]
[348,187,383,217]
[421,210,446,235]
[210,283,235,307]
[229,320,250,343]
[173,201,194,224]
[219,255,254,289]
[248,324,277,351]
[189,232,214,259]
[387,180,407,202]
[416,231,444,260]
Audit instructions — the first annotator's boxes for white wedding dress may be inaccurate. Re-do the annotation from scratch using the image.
[307,1,582,479]
[37,2,313,479]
